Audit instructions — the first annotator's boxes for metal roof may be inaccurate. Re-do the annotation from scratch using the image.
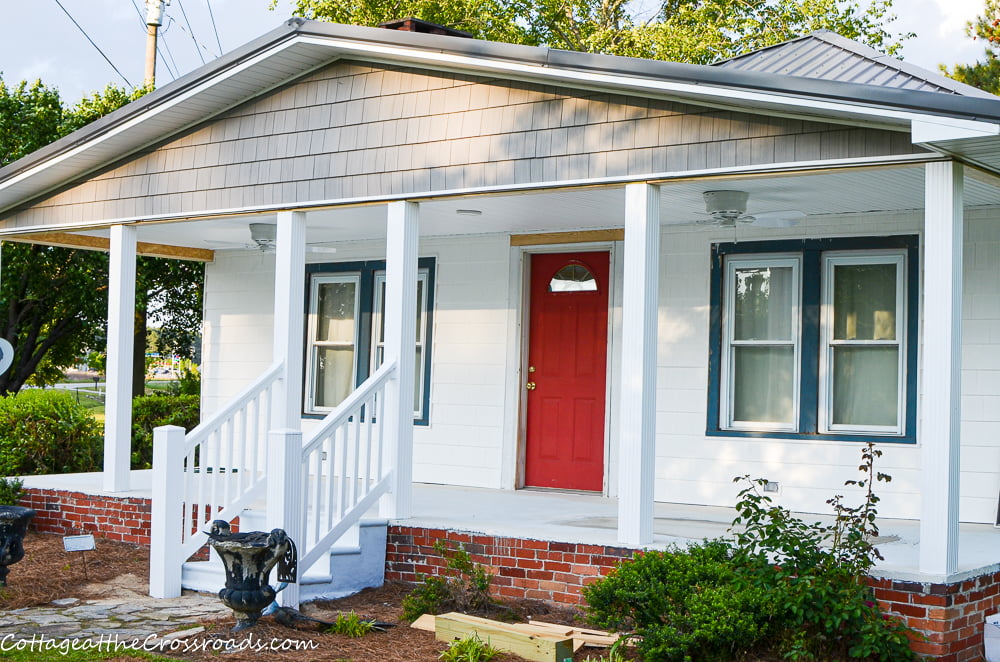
[3,19,1000,217]
[714,30,996,99]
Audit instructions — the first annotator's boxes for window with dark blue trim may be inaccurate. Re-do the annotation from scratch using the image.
[708,236,918,443]
[304,258,435,425]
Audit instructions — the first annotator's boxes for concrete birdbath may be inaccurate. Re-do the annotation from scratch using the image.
[206,520,297,631]
[0,506,35,586]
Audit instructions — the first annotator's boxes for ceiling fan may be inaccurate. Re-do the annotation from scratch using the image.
[247,223,338,254]
[695,190,805,228]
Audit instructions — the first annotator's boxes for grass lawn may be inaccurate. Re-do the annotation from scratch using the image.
[1,644,171,661]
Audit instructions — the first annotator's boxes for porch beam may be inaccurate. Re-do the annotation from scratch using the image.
[103,224,137,492]
[271,210,307,430]
[617,183,660,545]
[380,200,419,520]
[920,160,963,577]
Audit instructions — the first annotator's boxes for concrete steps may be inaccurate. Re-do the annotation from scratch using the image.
[180,510,387,602]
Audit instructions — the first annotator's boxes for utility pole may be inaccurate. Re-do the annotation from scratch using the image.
[144,0,169,88]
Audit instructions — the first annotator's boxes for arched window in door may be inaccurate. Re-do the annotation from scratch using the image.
[549,263,598,292]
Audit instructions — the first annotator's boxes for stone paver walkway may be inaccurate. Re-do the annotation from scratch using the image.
[0,577,228,643]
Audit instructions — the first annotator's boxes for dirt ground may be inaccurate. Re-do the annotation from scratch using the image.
[0,533,629,662]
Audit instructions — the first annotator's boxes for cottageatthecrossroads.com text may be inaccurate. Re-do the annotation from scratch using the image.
[0,632,320,654]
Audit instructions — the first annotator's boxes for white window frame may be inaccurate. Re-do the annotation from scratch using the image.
[721,254,802,432]
[305,273,361,414]
[818,251,906,436]
[371,269,430,419]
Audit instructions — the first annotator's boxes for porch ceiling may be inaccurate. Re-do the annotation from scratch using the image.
[67,164,1000,251]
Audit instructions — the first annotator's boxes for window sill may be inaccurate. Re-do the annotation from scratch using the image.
[705,428,915,444]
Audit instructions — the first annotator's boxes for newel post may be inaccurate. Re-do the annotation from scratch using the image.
[149,425,186,598]
[266,429,302,608]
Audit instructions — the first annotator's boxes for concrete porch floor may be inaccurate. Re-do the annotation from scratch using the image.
[20,471,1000,584]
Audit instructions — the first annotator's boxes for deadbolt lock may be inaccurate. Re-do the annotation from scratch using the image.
[525,381,536,390]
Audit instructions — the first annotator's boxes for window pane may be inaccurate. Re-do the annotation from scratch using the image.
[732,346,794,424]
[549,264,597,292]
[415,279,424,342]
[316,281,357,343]
[733,266,794,340]
[833,264,896,340]
[832,346,899,427]
[314,346,355,408]
[414,346,423,412]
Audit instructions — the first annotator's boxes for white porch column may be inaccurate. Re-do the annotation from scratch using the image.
[380,201,419,520]
[617,183,660,546]
[271,210,307,430]
[266,429,303,608]
[103,224,137,492]
[920,160,964,577]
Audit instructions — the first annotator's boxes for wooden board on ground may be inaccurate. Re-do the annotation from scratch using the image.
[527,619,622,647]
[434,612,575,662]
[410,613,436,632]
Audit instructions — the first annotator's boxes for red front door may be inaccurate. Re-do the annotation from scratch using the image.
[524,251,610,491]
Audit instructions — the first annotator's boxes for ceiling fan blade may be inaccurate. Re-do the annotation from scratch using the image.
[745,210,805,228]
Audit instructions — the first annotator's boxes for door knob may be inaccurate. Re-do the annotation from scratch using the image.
[526,381,536,390]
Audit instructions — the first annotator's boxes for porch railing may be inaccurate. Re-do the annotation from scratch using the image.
[296,359,396,573]
[150,361,282,598]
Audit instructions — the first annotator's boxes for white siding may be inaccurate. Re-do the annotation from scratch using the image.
[200,234,512,490]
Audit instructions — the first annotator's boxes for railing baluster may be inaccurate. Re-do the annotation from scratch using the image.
[363,393,374,494]
[237,405,248,496]
[338,422,349,519]
[325,434,335,532]
[351,407,361,507]
[312,449,322,548]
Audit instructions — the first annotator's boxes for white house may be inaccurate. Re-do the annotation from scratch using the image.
[3,19,1000,657]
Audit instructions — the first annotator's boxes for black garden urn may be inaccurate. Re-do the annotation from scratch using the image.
[0,506,35,586]
[206,520,297,631]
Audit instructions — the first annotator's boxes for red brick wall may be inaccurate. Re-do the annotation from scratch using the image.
[19,487,152,547]
[385,525,633,605]
[871,572,1000,662]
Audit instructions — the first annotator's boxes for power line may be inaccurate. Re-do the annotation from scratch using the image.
[128,0,178,81]
[204,0,223,56]
[175,0,206,64]
[53,0,134,89]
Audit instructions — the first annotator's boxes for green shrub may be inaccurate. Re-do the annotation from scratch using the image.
[402,540,498,622]
[584,444,917,662]
[438,634,503,662]
[326,611,375,638]
[0,477,24,505]
[584,540,775,662]
[0,389,103,476]
[131,394,200,469]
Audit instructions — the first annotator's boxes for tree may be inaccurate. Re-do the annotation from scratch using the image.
[281,0,910,63]
[944,0,1000,95]
[0,77,204,395]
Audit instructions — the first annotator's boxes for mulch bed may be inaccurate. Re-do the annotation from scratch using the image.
[0,531,149,609]
[168,582,630,662]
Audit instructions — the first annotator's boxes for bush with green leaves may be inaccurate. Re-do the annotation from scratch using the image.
[0,389,102,476]
[131,394,200,469]
[585,443,917,662]
[0,477,24,505]
[584,539,776,662]
[402,540,498,622]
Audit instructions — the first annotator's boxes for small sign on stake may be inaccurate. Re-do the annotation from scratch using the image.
[63,534,96,579]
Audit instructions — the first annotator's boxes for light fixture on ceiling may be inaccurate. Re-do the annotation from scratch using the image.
[456,209,482,216]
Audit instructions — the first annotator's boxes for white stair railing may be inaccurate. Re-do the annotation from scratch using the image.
[297,360,397,573]
[150,361,282,598]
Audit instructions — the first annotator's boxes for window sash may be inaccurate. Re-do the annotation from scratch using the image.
[371,269,430,418]
[305,273,361,413]
[721,255,801,432]
[819,252,906,435]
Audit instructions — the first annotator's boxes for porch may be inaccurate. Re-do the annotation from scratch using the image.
[18,471,1000,584]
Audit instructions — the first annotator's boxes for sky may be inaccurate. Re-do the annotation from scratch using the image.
[0,0,989,105]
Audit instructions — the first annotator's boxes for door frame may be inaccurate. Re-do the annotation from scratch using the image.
[500,240,623,496]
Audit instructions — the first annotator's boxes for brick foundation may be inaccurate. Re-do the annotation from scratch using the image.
[871,571,1000,662]
[18,487,152,547]
[385,525,633,605]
